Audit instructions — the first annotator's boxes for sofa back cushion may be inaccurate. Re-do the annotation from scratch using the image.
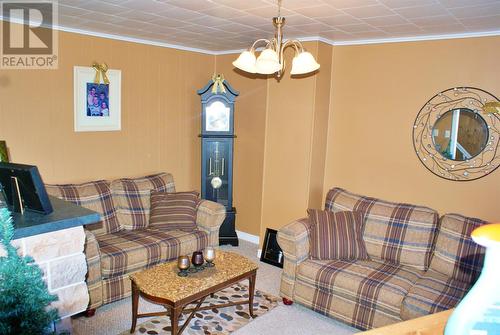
[430,213,486,283]
[46,180,121,236]
[149,191,199,231]
[325,188,439,270]
[110,173,175,230]
[307,209,369,261]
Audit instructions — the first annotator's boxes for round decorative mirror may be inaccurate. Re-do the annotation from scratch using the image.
[413,87,499,181]
[432,108,488,161]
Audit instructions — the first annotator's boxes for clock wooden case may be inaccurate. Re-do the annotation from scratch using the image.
[197,77,239,246]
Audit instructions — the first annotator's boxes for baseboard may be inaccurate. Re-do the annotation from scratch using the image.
[236,230,259,245]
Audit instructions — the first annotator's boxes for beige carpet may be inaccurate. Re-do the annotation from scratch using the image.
[72,240,358,335]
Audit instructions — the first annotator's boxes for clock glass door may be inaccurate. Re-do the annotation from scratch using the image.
[202,138,232,208]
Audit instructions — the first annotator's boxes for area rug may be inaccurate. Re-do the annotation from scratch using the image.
[121,283,279,335]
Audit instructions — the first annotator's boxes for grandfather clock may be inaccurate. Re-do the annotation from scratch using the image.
[197,75,239,246]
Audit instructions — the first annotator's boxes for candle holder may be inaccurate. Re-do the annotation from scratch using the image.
[205,247,216,267]
[190,251,204,272]
[177,255,190,277]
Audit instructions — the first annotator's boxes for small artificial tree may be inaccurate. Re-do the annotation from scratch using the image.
[0,207,59,335]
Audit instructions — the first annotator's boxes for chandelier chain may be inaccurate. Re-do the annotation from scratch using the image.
[277,0,282,17]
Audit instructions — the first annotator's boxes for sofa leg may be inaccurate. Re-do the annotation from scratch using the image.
[282,298,293,306]
[84,308,96,317]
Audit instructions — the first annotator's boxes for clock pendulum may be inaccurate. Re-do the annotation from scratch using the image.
[197,75,239,246]
[209,142,224,195]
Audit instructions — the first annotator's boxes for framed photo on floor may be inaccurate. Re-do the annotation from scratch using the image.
[74,66,121,132]
[260,228,284,268]
[0,141,9,162]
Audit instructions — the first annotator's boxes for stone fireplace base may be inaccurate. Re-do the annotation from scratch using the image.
[13,225,89,323]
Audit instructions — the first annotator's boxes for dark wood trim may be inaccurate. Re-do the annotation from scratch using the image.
[248,273,256,317]
[130,281,139,333]
[219,236,239,246]
[132,299,254,320]
[177,297,205,335]
[219,208,238,246]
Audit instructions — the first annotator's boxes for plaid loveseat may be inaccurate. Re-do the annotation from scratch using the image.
[46,173,226,311]
[277,187,486,330]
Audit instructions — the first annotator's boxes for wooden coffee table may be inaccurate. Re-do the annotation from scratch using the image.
[129,251,258,335]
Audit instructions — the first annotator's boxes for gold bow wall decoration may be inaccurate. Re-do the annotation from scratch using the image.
[92,62,110,84]
[483,101,500,114]
[211,74,226,94]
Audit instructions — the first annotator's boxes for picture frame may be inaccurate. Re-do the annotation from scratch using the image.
[0,162,53,214]
[0,141,9,162]
[260,228,284,268]
[73,66,121,132]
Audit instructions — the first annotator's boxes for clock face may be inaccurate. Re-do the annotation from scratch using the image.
[205,100,230,132]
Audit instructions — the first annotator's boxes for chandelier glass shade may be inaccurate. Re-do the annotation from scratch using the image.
[232,50,257,73]
[233,13,320,78]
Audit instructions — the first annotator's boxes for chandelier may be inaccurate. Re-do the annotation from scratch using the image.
[232,0,320,78]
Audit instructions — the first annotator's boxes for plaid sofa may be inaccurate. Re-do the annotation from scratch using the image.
[46,173,226,311]
[277,187,486,330]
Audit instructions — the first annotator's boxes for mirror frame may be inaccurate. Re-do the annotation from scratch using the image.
[413,87,499,181]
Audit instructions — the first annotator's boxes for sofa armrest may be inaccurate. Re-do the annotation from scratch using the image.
[277,217,312,300]
[196,200,226,247]
[83,229,103,310]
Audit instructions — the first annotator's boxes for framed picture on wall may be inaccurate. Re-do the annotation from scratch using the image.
[74,66,121,132]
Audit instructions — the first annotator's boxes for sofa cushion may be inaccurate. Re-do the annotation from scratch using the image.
[307,209,368,261]
[97,228,208,279]
[325,188,439,271]
[46,180,121,236]
[296,258,423,330]
[110,173,175,230]
[149,191,199,231]
[401,269,470,320]
[430,213,486,283]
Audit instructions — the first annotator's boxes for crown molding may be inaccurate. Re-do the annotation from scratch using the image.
[210,30,500,55]
[56,25,218,55]
[2,17,499,55]
[212,48,248,55]
[0,17,217,55]
[330,30,500,46]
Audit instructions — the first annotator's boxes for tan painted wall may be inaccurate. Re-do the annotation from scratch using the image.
[259,44,316,239]
[259,41,332,241]
[323,36,500,222]
[0,30,214,191]
[308,42,333,209]
[215,56,268,236]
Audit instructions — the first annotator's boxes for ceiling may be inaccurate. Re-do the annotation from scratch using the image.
[52,0,500,52]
